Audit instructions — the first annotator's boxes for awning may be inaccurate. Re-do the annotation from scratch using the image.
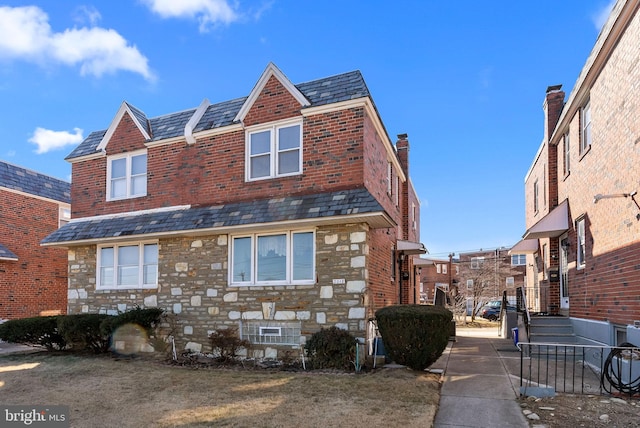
[413,258,435,266]
[397,240,427,255]
[508,239,539,254]
[522,200,569,240]
[0,243,18,261]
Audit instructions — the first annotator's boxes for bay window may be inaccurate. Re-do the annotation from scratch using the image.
[231,230,314,285]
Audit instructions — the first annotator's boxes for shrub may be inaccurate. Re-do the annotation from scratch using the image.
[375,305,452,371]
[305,327,356,370]
[57,314,111,353]
[209,327,251,361]
[100,307,164,336]
[0,316,66,350]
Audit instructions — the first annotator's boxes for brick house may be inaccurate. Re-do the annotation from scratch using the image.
[416,257,459,305]
[42,63,425,357]
[513,0,640,346]
[458,248,526,314]
[0,161,70,320]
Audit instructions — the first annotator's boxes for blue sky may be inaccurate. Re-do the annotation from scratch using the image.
[0,0,615,257]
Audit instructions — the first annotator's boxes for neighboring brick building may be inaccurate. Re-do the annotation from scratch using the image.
[0,161,70,320]
[417,257,459,305]
[513,0,640,346]
[458,248,526,315]
[42,63,425,357]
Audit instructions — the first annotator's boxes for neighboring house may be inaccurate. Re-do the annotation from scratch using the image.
[42,63,426,357]
[458,248,526,314]
[0,161,70,319]
[417,257,459,305]
[513,0,640,346]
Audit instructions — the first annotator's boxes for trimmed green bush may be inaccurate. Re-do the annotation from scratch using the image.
[100,307,164,336]
[375,305,452,371]
[57,314,111,353]
[305,326,356,370]
[0,316,66,350]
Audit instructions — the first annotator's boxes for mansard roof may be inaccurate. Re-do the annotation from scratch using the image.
[65,67,370,161]
[0,160,70,203]
[41,188,393,246]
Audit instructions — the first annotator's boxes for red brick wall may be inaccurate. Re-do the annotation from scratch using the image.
[544,5,640,324]
[0,190,67,319]
[73,107,375,216]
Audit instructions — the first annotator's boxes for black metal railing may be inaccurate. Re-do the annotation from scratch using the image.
[518,342,640,398]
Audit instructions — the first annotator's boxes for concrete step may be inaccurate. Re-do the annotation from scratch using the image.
[529,332,577,344]
[529,316,572,326]
[530,325,574,335]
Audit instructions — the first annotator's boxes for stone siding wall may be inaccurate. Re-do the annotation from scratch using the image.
[67,223,372,357]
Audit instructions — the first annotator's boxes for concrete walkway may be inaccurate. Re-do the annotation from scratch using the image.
[431,326,529,427]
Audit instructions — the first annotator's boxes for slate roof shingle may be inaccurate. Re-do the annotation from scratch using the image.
[0,160,71,203]
[41,188,388,245]
[65,70,370,161]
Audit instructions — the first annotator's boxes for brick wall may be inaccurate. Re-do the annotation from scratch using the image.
[554,8,640,325]
[0,189,67,319]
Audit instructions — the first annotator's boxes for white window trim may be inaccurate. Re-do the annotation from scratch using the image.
[106,149,147,201]
[580,100,591,153]
[577,218,586,269]
[245,119,303,182]
[470,257,485,269]
[229,229,315,286]
[96,241,158,290]
[59,206,71,227]
[511,254,526,266]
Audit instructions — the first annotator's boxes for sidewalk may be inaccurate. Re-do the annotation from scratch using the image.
[0,341,40,355]
[431,326,529,427]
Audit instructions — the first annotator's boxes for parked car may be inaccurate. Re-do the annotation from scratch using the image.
[480,301,516,321]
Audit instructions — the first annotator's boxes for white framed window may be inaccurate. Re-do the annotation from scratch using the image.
[436,264,441,274]
[412,203,417,230]
[97,242,158,289]
[442,264,447,274]
[246,121,302,181]
[470,257,485,269]
[387,162,392,195]
[230,230,314,286]
[511,254,526,266]
[563,132,570,175]
[466,279,473,290]
[107,151,147,201]
[506,277,515,287]
[533,179,539,213]
[580,100,591,154]
[577,217,586,269]
[59,206,71,227]
[394,175,399,206]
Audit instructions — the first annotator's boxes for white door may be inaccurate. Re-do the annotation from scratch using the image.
[560,237,570,309]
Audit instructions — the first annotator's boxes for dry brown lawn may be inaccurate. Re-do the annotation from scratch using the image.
[0,353,440,427]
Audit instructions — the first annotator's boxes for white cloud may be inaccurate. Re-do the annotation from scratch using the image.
[29,127,84,154]
[592,1,616,30]
[73,5,102,26]
[0,6,154,80]
[143,0,238,32]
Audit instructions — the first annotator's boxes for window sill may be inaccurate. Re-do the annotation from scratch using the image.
[229,281,315,288]
[107,194,147,202]
[96,285,158,291]
[578,144,591,161]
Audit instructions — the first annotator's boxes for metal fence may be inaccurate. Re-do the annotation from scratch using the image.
[518,342,640,398]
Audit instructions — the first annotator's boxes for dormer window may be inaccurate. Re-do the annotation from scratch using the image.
[107,151,147,201]
[247,121,302,181]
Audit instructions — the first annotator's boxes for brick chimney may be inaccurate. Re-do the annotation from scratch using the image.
[396,133,409,177]
[543,85,565,143]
